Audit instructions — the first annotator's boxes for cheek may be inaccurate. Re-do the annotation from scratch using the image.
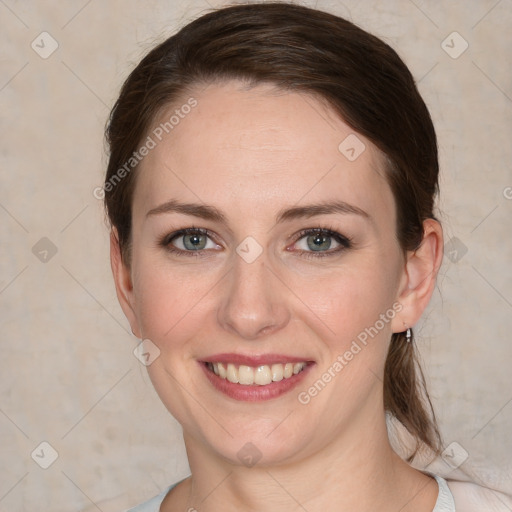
[131,258,194,341]
[130,253,223,357]
[296,261,400,342]
[129,228,402,358]
[297,261,402,403]
[299,270,400,406]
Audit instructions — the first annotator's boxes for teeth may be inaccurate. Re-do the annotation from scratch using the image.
[238,365,253,385]
[271,363,283,381]
[254,365,271,385]
[226,363,239,384]
[293,363,303,374]
[209,362,306,386]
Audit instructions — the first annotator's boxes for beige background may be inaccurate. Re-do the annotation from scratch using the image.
[1,0,511,510]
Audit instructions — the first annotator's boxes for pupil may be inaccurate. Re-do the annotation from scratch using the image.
[308,233,331,251]
[184,233,205,250]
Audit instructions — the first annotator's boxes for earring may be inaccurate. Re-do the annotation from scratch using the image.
[406,327,412,342]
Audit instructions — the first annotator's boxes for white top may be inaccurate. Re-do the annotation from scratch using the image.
[125,473,456,511]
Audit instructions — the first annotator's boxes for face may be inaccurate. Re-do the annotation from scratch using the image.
[116,80,412,467]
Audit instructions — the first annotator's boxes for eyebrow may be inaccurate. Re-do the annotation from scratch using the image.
[146,200,228,223]
[146,199,371,224]
[275,201,370,223]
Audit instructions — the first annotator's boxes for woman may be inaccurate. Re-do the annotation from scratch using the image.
[103,2,506,510]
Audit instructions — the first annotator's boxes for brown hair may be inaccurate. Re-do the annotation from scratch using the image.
[104,1,442,461]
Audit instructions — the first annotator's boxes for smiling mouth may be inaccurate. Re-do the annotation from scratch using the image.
[205,361,308,386]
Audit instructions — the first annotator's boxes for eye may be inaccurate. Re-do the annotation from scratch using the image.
[159,226,352,259]
[160,227,221,256]
[291,228,352,258]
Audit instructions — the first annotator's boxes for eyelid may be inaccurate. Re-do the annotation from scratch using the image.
[292,227,352,245]
[158,226,220,256]
[289,227,352,258]
[161,226,217,245]
[160,226,352,258]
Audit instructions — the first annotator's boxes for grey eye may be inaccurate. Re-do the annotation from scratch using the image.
[306,233,333,251]
[182,233,208,250]
[295,233,340,252]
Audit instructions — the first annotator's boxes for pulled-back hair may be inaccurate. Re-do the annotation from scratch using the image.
[104,1,442,461]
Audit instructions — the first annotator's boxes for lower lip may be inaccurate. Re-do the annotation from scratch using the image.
[200,362,314,402]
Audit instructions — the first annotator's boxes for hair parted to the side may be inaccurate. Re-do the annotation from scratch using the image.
[104,1,442,462]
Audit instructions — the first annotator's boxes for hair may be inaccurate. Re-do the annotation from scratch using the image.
[104,1,443,462]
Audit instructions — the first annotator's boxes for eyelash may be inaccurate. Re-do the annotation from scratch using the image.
[159,225,352,259]
[293,226,352,259]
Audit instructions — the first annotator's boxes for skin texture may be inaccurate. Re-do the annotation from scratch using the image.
[111,80,444,511]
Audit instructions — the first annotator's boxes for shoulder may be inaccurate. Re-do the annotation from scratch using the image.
[123,484,176,512]
[447,479,512,512]
[412,451,512,512]
[79,484,176,512]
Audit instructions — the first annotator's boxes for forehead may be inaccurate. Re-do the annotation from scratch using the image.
[133,80,394,224]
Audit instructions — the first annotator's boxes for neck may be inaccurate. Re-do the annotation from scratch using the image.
[179,411,433,512]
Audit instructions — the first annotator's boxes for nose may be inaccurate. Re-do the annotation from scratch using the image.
[217,249,291,340]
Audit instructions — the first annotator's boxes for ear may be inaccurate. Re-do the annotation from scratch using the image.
[110,228,141,338]
[391,219,444,333]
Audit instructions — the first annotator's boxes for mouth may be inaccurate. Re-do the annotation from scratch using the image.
[199,355,314,401]
[205,361,307,385]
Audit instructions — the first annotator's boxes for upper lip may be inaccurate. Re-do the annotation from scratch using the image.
[200,353,314,366]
